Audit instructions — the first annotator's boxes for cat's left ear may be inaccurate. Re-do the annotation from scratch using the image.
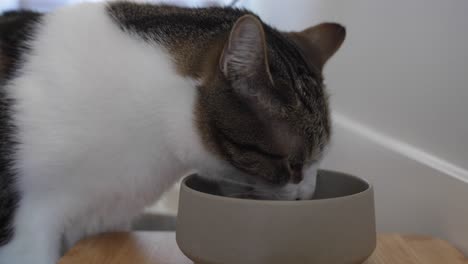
[289,23,346,70]
[220,15,271,82]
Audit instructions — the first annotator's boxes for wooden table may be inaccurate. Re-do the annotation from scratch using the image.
[59,232,468,264]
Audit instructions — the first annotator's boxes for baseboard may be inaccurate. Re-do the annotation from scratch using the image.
[331,113,468,183]
[322,112,468,254]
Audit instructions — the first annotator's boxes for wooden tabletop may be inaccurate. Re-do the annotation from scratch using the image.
[59,232,468,264]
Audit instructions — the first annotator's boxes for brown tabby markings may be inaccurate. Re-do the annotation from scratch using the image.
[0,53,6,79]
[108,2,345,184]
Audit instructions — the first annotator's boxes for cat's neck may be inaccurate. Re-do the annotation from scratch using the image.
[107,2,250,78]
[102,3,230,176]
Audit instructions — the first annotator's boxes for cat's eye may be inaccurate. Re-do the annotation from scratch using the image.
[218,129,285,160]
[252,148,286,160]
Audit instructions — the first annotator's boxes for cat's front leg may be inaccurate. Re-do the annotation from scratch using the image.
[0,195,64,264]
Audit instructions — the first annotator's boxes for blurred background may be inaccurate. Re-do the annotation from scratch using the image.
[2,0,467,254]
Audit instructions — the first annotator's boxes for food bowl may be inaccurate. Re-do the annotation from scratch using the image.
[176,170,376,264]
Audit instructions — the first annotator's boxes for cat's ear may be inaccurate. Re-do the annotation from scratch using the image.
[220,15,271,82]
[289,23,346,70]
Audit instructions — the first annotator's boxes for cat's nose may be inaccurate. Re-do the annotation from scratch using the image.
[289,163,304,184]
[291,169,304,184]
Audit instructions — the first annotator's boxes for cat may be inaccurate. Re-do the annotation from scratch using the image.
[0,1,345,263]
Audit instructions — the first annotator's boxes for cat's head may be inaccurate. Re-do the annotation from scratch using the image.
[195,15,345,200]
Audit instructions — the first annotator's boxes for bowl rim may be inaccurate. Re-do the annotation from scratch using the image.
[180,170,373,205]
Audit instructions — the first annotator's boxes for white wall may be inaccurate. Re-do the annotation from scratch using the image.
[0,0,18,11]
[246,0,468,254]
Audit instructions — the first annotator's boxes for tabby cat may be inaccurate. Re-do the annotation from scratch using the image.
[0,2,345,263]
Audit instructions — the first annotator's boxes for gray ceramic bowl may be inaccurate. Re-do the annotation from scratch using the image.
[176,170,376,264]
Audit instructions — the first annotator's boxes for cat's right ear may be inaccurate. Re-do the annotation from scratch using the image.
[220,15,271,82]
[289,23,346,70]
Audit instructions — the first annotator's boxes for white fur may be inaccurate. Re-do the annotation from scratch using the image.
[0,3,317,263]
[0,3,225,263]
